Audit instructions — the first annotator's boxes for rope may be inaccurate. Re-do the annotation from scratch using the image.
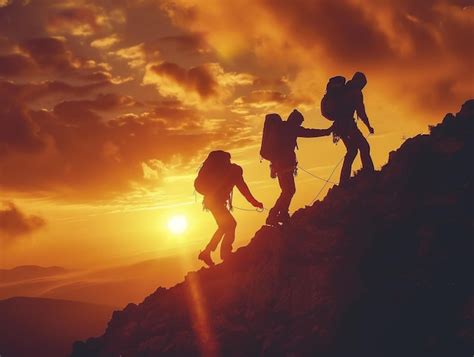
[310,156,345,204]
[233,205,267,213]
[297,165,337,184]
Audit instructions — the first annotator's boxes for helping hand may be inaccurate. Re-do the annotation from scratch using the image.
[253,201,264,210]
[327,124,335,135]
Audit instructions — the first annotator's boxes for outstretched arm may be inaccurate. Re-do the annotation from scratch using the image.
[296,126,333,138]
[356,93,374,134]
[235,176,263,208]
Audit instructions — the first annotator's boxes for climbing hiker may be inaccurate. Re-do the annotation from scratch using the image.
[194,150,263,266]
[260,110,332,226]
[321,72,375,185]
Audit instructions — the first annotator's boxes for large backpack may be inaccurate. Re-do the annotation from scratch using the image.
[194,150,231,196]
[321,76,346,121]
[260,113,284,162]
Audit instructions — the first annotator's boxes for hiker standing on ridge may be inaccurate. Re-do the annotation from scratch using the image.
[321,72,375,185]
[261,110,332,226]
[194,150,263,267]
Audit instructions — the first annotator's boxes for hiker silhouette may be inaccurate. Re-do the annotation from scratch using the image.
[321,72,375,185]
[194,150,263,266]
[260,110,332,226]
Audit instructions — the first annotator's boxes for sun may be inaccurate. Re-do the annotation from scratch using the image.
[167,215,188,235]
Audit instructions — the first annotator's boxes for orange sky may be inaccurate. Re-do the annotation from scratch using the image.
[0,0,473,269]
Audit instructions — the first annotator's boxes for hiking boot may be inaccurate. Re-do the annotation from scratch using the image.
[198,250,214,267]
[266,213,280,226]
[278,212,290,224]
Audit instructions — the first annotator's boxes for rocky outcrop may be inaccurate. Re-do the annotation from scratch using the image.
[72,100,474,357]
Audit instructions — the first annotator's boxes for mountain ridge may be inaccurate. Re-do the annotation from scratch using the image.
[73,100,473,357]
[0,265,69,283]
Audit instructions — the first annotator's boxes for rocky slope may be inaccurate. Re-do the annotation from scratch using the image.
[73,100,473,357]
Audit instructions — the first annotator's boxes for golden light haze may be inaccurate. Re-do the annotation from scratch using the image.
[1,0,472,275]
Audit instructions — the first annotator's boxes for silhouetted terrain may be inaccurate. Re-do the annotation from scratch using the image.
[0,297,114,357]
[73,100,473,357]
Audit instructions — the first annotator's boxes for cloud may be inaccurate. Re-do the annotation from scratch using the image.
[0,201,46,243]
[149,62,218,98]
[153,33,211,55]
[110,43,147,68]
[20,37,79,73]
[91,34,120,49]
[0,80,111,108]
[47,7,100,37]
[0,54,36,77]
[144,61,254,105]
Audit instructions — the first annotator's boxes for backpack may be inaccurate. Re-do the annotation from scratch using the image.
[321,76,346,121]
[260,113,284,162]
[194,150,231,196]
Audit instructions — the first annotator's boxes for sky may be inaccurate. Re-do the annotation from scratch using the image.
[0,0,473,269]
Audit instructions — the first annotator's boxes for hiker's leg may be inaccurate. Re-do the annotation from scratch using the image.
[277,170,296,216]
[205,205,227,252]
[220,210,237,261]
[354,128,374,172]
[340,134,358,185]
[206,227,224,252]
[269,169,287,218]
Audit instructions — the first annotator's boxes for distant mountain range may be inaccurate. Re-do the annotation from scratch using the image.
[0,265,69,283]
[0,255,200,307]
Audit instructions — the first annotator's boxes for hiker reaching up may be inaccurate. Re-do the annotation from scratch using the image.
[260,110,332,226]
[321,72,375,185]
[194,150,263,266]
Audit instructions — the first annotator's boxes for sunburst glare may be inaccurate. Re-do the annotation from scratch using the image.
[167,215,188,235]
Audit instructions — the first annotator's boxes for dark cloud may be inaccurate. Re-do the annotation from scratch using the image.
[0,103,45,155]
[0,80,110,107]
[150,62,218,99]
[53,93,141,120]
[0,54,36,77]
[236,90,287,105]
[47,7,100,35]
[82,71,113,82]
[20,37,77,73]
[155,33,210,54]
[261,0,391,66]
[0,201,46,243]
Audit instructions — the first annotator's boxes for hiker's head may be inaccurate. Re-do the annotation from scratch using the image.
[351,72,367,90]
[287,109,304,127]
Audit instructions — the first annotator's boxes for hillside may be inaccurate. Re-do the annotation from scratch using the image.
[72,100,473,357]
[0,265,69,283]
[0,297,115,357]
